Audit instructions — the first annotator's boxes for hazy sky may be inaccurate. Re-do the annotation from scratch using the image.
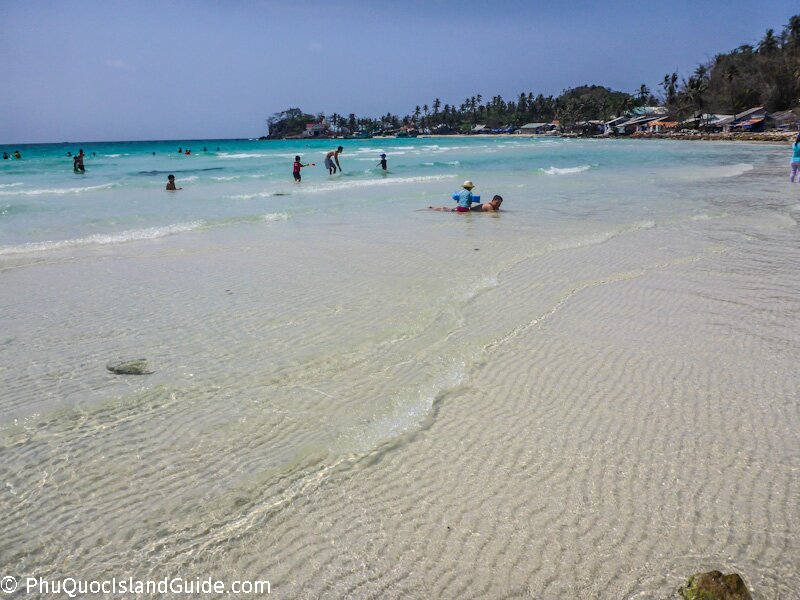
[1,0,797,143]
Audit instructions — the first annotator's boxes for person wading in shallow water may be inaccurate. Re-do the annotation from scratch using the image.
[791,133,800,183]
[73,149,86,173]
[325,146,343,174]
[166,174,182,190]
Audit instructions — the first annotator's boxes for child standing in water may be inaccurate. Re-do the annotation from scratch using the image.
[377,153,387,171]
[293,156,313,182]
[791,133,800,183]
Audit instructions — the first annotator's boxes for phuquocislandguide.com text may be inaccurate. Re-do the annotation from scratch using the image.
[0,575,270,596]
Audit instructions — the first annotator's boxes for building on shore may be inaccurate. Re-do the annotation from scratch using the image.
[517,122,555,134]
[569,120,605,135]
[646,120,679,133]
[303,122,330,138]
[770,109,800,131]
[718,107,770,132]
[614,114,664,134]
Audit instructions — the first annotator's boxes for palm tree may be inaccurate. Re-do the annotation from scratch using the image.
[787,15,800,56]
[661,73,678,105]
[413,105,421,125]
[725,63,739,111]
[638,84,650,104]
[759,29,778,54]
[694,64,709,80]
[681,74,708,120]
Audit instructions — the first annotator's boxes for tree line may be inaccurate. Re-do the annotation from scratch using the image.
[267,14,799,137]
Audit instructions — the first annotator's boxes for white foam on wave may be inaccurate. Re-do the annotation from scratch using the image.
[633,220,656,230]
[302,174,457,194]
[0,183,118,196]
[263,212,290,222]
[0,221,204,256]
[716,163,754,177]
[670,162,754,182]
[211,176,240,181]
[104,154,122,158]
[460,275,499,301]
[0,182,24,189]
[179,176,198,182]
[218,153,268,159]
[546,220,656,255]
[225,192,273,200]
[540,165,591,175]
[447,161,460,166]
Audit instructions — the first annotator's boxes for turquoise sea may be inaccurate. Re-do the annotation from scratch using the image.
[1,136,799,598]
[0,136,784,251]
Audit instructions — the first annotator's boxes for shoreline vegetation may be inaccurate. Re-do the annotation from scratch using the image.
[265,13,800,143]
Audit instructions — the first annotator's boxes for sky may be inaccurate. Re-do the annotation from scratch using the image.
[1,0,797,143]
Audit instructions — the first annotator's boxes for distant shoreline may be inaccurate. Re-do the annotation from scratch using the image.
[332,131,797,144]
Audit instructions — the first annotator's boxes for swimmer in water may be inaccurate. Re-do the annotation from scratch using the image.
[377,153,387,171]
[166,174,182,190]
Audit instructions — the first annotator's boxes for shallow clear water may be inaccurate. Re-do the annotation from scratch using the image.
[1,137,798,598]
[0,136,775,250]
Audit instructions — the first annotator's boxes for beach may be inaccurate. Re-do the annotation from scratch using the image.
[1,137,799,598]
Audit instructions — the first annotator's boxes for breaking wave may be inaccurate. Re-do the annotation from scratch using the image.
[0,183,119,196]
[540,165,592,175]
[0,221,205,255]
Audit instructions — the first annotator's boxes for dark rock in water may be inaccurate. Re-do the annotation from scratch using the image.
[106,359,153,375]
[679,571,752,600]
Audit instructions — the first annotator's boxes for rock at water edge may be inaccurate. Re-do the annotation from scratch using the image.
[106,359,154,375]
[679,570,752,600]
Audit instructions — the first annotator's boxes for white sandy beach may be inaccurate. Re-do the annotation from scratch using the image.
[1,138,798,598]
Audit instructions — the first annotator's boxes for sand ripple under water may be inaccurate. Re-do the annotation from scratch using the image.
[0,138,798,598]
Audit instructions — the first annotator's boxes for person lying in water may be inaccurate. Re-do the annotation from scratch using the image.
[472,195,503,211]
[427,195,503,212]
